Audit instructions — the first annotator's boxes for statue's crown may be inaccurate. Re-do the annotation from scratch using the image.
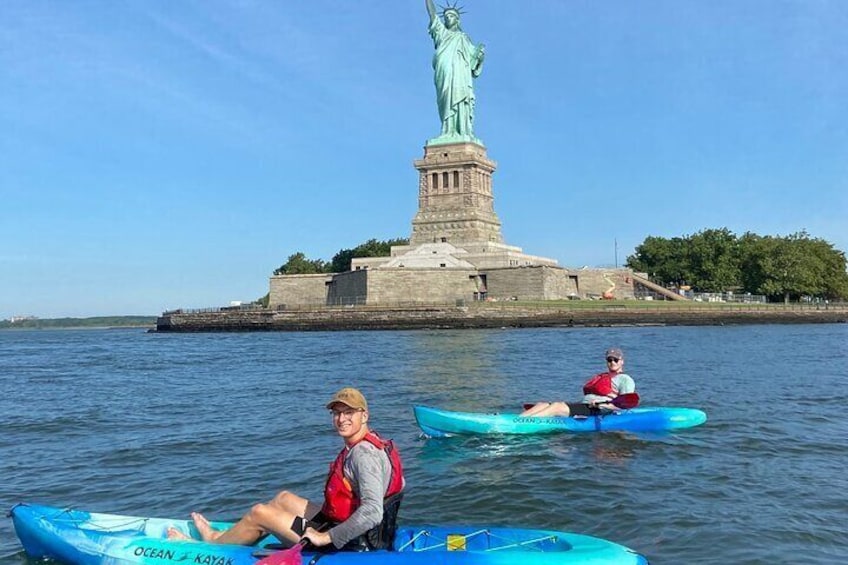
[440,1,465,17]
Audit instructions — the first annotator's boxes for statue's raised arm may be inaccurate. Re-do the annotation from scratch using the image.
[424,0,485,145]
[425,0,437,23]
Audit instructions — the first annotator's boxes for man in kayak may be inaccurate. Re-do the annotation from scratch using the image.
[520,348,637,417]
[167,387,404,551]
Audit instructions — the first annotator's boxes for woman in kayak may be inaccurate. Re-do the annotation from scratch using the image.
[521,348,637,417]
[167,387,404,552]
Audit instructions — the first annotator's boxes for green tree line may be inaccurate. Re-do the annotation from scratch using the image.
[627,229,848,302]
[0,316,156,329]
[273,238,409,275]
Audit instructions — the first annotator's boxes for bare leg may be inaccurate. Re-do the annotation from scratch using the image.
[199,491,313,546]
[520,402,571,417]
[520,402,550,416]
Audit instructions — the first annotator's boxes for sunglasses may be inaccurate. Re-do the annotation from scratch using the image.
[330,408,363,419]
[606,357,621,363]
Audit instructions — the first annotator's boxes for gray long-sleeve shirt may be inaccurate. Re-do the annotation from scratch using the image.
[327,441,394,548]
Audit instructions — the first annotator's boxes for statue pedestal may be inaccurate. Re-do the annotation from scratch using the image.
[411,142,503,247]
[402,141,558,269]
[426,133,483,147]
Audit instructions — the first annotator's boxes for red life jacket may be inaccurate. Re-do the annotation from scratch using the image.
[582,372,618,397]
[321,431,404,523]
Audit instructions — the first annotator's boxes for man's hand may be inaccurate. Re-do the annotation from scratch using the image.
[302,527,332,548]
[589,399,617,411]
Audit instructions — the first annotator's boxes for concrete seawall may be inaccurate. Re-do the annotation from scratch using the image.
[155,304,848,332]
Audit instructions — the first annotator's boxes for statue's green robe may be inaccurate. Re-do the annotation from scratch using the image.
[429,17,482,138]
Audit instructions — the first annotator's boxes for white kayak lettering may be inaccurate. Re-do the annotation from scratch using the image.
[194,554,234,565]
[133,547,175,560]
[512,417,561,424]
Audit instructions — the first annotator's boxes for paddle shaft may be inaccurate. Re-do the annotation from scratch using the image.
[254,515,328,565]
[523,392,640,411]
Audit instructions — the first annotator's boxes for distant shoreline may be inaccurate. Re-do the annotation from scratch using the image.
[0,326,153,331]
[0,316,156,330]
[155,303,848,332]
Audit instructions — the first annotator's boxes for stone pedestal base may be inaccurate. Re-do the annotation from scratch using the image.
[411,142,503,247]
[404,141,558,269]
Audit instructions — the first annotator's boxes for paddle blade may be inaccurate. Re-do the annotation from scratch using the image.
[255,545,302,565]
[612,392,640,409]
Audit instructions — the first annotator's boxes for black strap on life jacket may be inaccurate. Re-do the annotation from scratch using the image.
[344,491,404,552]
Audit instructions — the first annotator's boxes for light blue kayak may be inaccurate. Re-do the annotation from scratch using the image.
[414,405,707,437]
[10,503,648,565]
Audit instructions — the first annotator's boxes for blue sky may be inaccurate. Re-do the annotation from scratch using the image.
[2,1,846,318]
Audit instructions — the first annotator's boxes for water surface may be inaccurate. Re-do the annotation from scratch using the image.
[2,325,846,563]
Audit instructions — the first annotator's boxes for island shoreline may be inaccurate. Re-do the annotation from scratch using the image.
[155,304,848,332]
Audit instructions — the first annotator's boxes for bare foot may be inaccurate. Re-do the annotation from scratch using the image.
[191,512,220,542]
[166,527,191,540]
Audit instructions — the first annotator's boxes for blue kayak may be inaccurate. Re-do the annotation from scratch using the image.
[414,405,707,437]
[10,503,647,565]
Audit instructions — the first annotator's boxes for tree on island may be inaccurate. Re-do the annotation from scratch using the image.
[738,232,848,304]
[329,238,409,272]
[273,238,409,275]
[273,252,329,275]
[627,229,848,302]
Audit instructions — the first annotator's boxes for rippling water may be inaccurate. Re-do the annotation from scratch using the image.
[2,325,847,563]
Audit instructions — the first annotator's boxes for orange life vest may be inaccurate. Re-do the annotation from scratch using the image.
[321,431,404,523]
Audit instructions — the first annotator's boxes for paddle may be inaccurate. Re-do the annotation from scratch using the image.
[254,542,304,565]
[522,392,640,412]
[607,392,640,409]
[252,516,321,565]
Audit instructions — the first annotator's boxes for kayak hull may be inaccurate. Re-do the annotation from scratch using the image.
[414,405,707,437]
[10,503,648,565]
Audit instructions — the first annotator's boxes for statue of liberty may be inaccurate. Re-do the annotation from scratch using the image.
[425,0,485,145]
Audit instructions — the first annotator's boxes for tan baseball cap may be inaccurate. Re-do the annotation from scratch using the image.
[326,387,368,411]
